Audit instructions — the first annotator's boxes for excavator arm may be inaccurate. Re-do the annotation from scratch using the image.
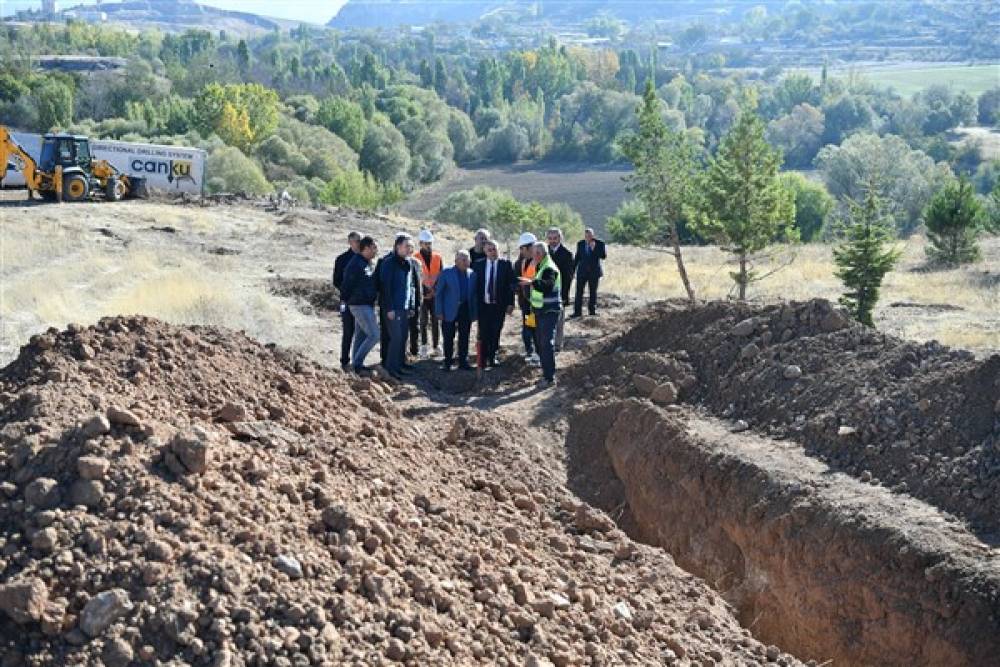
[0,126,42,196]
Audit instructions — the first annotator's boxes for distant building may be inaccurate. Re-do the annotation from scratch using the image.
[41,0,58,16]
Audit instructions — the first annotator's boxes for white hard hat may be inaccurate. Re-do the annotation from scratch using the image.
[518,232,537,247]
[418,229,434,243]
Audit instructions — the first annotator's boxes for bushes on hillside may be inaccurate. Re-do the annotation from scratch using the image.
[430,186,583,248]
[779,173,835,241]
[205,146,271,195]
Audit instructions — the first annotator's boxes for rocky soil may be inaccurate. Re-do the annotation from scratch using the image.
[565,298,1000,539]
[0,316,798,666]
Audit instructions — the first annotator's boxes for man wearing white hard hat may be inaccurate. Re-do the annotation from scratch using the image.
[513,232,540,366]
[415,229,443,359]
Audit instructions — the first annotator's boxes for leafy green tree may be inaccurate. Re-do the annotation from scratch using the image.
[833,182,900,326]
[236,39,251,75]
[205,146,271,195]
[619,80,700,300]
[606,199,657,245]
[359,118,410,186]
[766,103,824,169]
[32,78,74,131]
[316,97,365,152]
[977,87,1000,126]
[194,83,280,151]
[822,94,872,144]
[694,105,796,300]
[924,177,983,265]
[779,173,834,241]
[318,167,400,209]
[816,133,953,236]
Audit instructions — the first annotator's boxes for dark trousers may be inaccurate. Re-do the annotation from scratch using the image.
[408,311,420,356]
[379,306,390,365]
[478,303,504,365]
[520,307,534,354]
[442,302,471,367]
[339,307,355,366]
[536,310,559,381]
[386,309,408,374]
[419,296,440,348]
[574,274,600,316]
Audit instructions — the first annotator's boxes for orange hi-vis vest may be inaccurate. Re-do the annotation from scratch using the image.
[418,251,443,289]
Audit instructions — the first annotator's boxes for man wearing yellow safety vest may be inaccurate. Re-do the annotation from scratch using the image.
[518,241,561,387]
[415,229,443,358]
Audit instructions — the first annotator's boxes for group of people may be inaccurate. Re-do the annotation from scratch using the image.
[332,225,607,386]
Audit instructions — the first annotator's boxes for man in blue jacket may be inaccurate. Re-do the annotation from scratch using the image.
[435,250,478,372]
[339,236,380,374]
[379,234,418,379]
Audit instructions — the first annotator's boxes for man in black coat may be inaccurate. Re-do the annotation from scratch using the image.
[473,239,515,368]
[545,227,575,351]
[572,227,607,318]
[332,231,361,369]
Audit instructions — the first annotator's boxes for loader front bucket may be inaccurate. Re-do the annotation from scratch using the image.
[126,176,149,199]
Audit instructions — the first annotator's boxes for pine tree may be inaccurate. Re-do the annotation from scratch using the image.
[694,103,796,300]
[924,177,983,265]
[619,80,699,301]
[833,182,900,327]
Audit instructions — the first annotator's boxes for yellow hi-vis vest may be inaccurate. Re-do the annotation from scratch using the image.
[530,254,562,312]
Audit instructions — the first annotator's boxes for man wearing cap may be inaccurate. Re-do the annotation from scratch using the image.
[435,250,478,372]
[415,230,443,358]
[473,239,515,369]
[513,232,540,366]
[332,231,361,369]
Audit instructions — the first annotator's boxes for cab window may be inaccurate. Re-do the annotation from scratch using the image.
[75,140,91,165]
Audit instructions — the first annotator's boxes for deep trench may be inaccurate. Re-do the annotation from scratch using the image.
[566,399,1000,667]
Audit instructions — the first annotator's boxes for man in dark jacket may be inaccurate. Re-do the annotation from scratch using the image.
[339,236,379,373]
[376,240,420,370]
[378,234,418,379]
[572,228,607,318]
[520,241,561,387]
[473,239,515,369]
[546,227,574,351]
[332,231,361,369]
[469,228,490,264]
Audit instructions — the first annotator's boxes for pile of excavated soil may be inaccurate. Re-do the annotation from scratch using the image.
[566,298,1000,537]
[269,278,340,315]
[0,317,798,666]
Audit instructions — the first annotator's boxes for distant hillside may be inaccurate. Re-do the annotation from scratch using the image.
[14,0,319,34]
[328,0,777,29]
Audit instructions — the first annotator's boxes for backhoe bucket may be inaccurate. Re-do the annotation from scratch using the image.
[126,176,149,199]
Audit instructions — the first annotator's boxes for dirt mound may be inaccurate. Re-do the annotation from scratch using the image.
[0,318,794,665]
[568,298,1000,537]
[269,278,340,315]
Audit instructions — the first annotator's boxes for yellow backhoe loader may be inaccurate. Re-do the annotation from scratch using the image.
[1,126,147,202]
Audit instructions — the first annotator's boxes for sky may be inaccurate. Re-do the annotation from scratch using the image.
[0,1,348,24]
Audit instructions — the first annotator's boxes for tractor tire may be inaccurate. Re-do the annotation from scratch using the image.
[40,189,59,202]
[63,174,90,202]
[105,178,126,202]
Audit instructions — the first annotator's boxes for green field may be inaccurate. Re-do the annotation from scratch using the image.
[862,64,999,96]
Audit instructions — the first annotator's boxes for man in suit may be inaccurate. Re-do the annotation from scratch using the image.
[377,236,421,371]
[435,250,478,372]
[332,231,361,369]
[474,239,515,369]
[378,234,419,379]
[545,227,575,350]
[572,227,607,318]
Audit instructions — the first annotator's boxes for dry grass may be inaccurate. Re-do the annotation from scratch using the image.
[604,235,1000,354]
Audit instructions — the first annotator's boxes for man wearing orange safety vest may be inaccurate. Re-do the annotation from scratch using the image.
[415,229,443,358]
